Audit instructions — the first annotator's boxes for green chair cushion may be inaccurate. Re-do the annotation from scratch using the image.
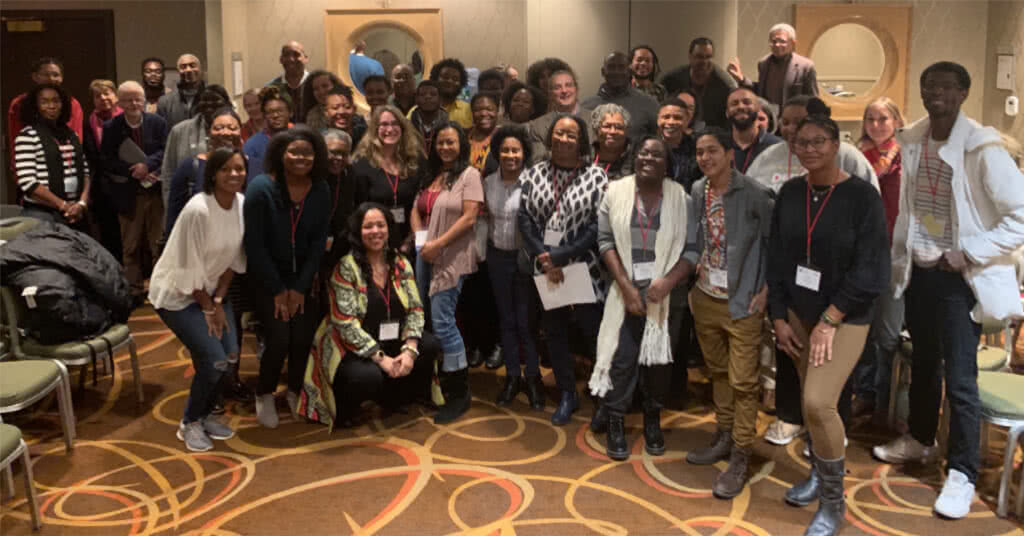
[977,345,1009,372]
[978,371,1024,420]
[0,423,22,460]
[900,340,913,357]
[0,360,60,406]
[20,324,131,362]
[0,217,40,242]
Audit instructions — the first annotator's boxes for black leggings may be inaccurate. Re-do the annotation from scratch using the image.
[256,290,320,396]
[332,331,441,418]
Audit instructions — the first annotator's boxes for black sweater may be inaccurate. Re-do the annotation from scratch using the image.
[767,175,889,326]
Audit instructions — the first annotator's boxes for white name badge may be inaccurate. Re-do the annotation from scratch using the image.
[391,208,406,224]
[543,229,564,247]
[325,235,334,252]
[415,230,428,248]
[633,261,655,281]
[795,265,821,292]
[379,321,400,341]
[709,268,728,288]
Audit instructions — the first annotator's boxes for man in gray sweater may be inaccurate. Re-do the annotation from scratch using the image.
[580,52,659,144]
[157,53,205,129]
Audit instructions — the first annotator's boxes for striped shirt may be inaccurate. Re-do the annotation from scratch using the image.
[911,136,954,266]
[13,126,87,205]
[598,191,662,290]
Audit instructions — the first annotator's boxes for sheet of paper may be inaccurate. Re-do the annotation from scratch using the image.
[533,262,597,311]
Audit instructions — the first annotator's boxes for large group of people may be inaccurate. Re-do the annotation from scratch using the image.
[8,21,1024,536]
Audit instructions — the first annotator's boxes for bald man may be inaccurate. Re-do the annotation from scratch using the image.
[389,63,416,115]
[268,41,310,123]
[101,81,169,306]
[157,53,205,128]
[579,51,659,143]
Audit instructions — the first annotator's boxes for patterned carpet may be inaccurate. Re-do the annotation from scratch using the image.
[1,306,1022,535]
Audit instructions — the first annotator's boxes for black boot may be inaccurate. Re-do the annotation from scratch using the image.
[496,375,522,406]
[551,389,578,426]
[606,413,629,461]
[804,456,845,536]
[590,402,609,433]
[686,428,732,465]
[434,368,471,424]
[786,439,821,507]
[524,375,545,410]
[222,360,254,402]
[467,349,484,368]
[484,347,504,369]
[643,409,665,456]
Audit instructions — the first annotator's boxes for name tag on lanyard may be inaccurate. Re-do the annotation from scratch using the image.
[709,268,728,288]
[379,321,400,341]
[633,261,655,281]
[795,264,821,292]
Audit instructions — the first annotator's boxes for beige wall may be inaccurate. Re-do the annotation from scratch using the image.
[628,0,738,87]
[3,0,207,87]
[811,23,885,97]
[983,0,1024,143]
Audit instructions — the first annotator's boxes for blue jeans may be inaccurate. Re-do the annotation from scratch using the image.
[905,265,981,483]
[486,245,539,377]
[431,275,467,372]
[853,289,905,410]
[416,254,432,310]
[158,302,239,423]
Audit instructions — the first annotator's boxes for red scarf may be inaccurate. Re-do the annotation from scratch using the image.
[89,106,123,146]
[860,137,900,177]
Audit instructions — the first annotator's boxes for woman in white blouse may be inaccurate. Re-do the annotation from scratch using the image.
[149,147,247,452]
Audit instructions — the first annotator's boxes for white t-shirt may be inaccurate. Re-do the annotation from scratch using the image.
[148,193,247,311]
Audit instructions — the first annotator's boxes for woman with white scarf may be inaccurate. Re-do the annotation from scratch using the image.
[589,135,692,461]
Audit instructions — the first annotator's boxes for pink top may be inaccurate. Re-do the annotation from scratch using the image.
[422,166,484,296]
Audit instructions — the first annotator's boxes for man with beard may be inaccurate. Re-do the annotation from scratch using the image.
[268,41,310,123]
[158,53,205,128]
[727,23,819,107]
[726,87,780,173]
[661,37,737,129]
[580,51,659,144]
[629,45,665,103]
[429,57,472,129]
[141,57,169,114]
[389,64,416,115]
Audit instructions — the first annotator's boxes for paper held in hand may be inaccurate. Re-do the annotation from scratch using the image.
[533,262,597,311]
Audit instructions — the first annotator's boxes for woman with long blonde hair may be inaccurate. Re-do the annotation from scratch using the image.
[352,104,427,253]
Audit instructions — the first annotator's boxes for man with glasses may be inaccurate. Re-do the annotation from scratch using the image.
[158,53,205,128]
[726,23,819,107]
[141,57,169,114]
[661,37,737,129]
[873,61,1024,520]
[243,88,293,176]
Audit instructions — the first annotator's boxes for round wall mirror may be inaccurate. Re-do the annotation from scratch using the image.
[350,26,423,95]
[810,23,885,99]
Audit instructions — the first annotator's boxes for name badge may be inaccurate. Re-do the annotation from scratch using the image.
[633,261,655,281]
[709,268,728,289]
[543,229,563,247]
[921,213,947,238]
[391,208,406,224]
[379,321,400,341]
[325,235,334,252]
[415,230,428,248]
[795,264,821,292]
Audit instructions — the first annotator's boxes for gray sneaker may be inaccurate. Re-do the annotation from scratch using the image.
[255,393,279,429]
[202,416,235,440]
[177,421,213,452]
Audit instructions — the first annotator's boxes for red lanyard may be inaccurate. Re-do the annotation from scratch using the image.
[377,277,392,320]
[635,190,661,253]
[922,135,942,200]
[737,145,755,173]
[290,199,306,272]
[593,154,611,174]
[704,182,725,252]
[805,180,836,263]
[384,170,400,206]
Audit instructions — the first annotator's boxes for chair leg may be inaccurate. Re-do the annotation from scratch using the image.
[129,337,143,404]
[996,424,1024,518]
[20,443,41,530]
[3,465,13,499]
[888,356,902,430]
[54,361,76,451]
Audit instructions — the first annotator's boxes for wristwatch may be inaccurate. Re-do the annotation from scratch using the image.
[213,296,224,305]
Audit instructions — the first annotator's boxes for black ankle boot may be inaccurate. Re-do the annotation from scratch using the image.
[524,375,545,410]
[496,375,522,406]
[643,409,665,455]
[786,439,821,507]
[606,413,629,460]
[590,402,609,433]
[804,456,845,536]
[222,360,254,402]
[434,368,471,424]
[551,390,578,426]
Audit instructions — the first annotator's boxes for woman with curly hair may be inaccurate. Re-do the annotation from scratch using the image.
[502,82,546,125]
[300,70,344,129]
[352,104,427,253]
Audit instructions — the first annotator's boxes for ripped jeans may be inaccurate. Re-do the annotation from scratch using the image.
[157,302,239,423]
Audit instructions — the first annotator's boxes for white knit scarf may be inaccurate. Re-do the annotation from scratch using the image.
[588,174,688,397]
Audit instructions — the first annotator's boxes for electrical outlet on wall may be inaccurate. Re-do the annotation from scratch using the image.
[997,55,1015,91]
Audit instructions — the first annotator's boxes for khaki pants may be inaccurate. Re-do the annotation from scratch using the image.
[119,187,164,296]
[690,288,763,448]
[786,309,869,460]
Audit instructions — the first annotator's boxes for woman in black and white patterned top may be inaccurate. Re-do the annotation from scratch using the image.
[517,113,608,426]
[13,83,90,228]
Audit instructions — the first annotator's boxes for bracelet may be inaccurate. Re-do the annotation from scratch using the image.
[202,309,216,316]
[76,200,87,209]
[400,344,419,358]
[820,311,840,328]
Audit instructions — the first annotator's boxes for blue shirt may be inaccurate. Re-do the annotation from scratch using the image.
[243,131,270,177]
[348,53,384,94]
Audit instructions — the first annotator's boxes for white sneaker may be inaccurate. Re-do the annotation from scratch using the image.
[933,469,975,519]
[286,390,300,420]
[872,434,936,464]
[764,420,804,445]
[802,436,848,458]
[255,393,279,429]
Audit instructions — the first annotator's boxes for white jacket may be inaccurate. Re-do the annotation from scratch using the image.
[892,111,1024,322]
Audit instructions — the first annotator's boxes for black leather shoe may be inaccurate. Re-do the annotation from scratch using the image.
[496,375,522,406]
[643,409,665,456]
[606,414,629,461]
[524,375,545,410]
[551,390,578,426]
[467,349,484,368]
[590,403,609,433]
[484,347,503,369]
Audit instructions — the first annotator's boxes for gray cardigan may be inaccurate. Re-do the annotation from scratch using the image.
[160,116,207,208]
[683,169,774,319]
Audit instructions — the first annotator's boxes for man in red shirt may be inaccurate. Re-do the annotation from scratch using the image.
[8,57,85,161]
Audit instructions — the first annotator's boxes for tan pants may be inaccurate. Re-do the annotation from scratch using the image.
[119,188,164,296]
[690,288,764,448]
[786,309,869,460]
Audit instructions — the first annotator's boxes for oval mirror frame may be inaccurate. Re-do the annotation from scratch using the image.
[795,4,912,121]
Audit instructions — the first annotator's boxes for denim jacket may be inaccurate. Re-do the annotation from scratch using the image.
[683,169,774,319]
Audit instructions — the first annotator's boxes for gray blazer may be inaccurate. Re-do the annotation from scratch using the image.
[683,169,774,320]
[744,52,819,105]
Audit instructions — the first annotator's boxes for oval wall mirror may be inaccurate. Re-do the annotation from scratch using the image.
[811,23,885,99]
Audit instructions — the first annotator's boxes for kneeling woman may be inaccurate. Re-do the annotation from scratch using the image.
[589,136,691,461]
[150,147,247,452]
[300,202,439,429]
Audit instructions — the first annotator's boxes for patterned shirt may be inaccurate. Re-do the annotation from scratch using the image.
[696,184,728,298]
[911,136,954,266]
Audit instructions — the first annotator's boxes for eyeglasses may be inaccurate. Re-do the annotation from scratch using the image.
[793,136,831,151]
[264,107,289,117]
[328,150,349,158]
[378,121,401,130]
